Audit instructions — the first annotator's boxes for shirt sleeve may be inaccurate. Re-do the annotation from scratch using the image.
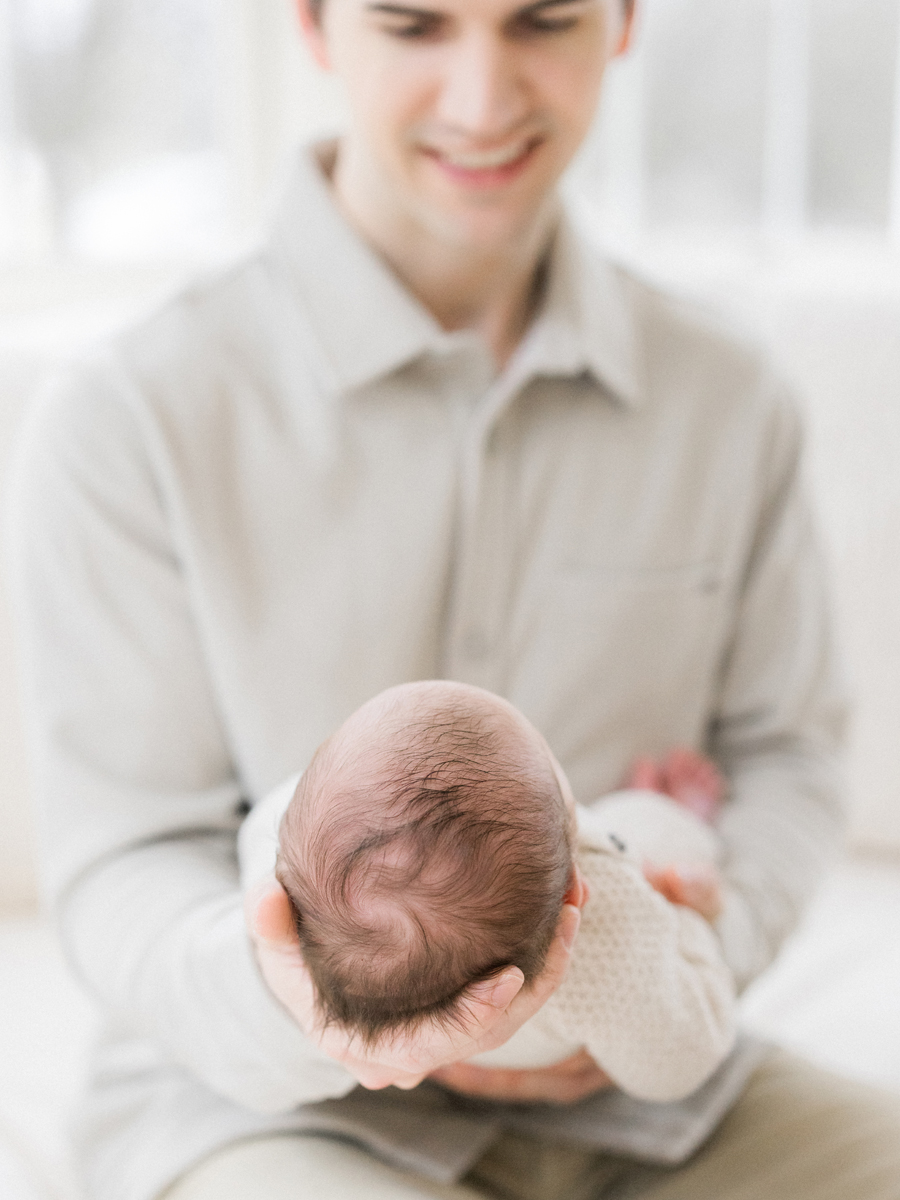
[709,387,847,991]
[6,360,357,1113]
[539,846,736,1103]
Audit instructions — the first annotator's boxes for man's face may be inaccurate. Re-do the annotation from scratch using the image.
[301,0,633,251]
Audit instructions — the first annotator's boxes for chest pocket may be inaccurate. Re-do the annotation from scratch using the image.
[507,562,730,792]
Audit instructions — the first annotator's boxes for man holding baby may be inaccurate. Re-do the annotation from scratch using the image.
[9,0,900,1197]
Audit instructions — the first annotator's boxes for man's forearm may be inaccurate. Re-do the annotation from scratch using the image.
[61,833,358,1112]
[714,746,845,990]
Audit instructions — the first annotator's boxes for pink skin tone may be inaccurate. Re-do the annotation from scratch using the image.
[627,747,725,824]
[295,0,634,367]
[627,747,726,924]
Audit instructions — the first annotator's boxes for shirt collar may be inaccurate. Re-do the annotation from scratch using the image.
[510,217,641,410]
[267,142,641,408]
[267,143,446,394]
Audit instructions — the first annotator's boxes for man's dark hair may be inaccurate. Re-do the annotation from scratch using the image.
[276,699,572,1044]
[307,0,634,22]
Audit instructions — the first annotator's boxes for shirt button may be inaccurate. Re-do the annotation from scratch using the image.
[462,629,490,660]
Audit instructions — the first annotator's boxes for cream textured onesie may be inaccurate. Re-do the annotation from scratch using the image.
[240,782,735,1105]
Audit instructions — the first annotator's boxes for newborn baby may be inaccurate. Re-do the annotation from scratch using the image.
[241,682,735,1103]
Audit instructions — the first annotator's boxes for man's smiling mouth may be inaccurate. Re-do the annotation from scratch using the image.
[434,138,537,169]
[421,136,545,184]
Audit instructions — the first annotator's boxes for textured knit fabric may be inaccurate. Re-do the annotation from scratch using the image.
[6,142,845,1200]
[486,811,734,1098]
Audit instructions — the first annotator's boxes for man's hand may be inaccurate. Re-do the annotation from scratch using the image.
[430,1048,612,1104]
[246,879,584,1091]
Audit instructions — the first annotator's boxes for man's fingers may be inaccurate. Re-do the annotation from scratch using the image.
[348,1061,427,1091]
[432,1052,612,1104]
[389,1071,428,1091]
[430,1062,521,1097]
[526,904,580,998]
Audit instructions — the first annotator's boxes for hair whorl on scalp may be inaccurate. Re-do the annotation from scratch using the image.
[276,693,573,1044]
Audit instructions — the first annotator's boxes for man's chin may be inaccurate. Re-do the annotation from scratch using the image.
[410,191,554,256]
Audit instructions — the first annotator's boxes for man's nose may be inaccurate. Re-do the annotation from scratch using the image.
[435,33,529,139]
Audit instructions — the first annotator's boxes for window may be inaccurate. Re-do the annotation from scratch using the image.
[2,0,233,261]
[2,0,899,267]
[579,0,900,256]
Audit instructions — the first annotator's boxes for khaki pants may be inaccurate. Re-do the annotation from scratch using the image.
[162,1052,900,1200]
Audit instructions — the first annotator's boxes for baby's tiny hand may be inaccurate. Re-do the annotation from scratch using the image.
[625,748,725,824]
[643,863,723,923]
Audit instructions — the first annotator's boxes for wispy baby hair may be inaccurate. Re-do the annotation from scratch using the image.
[276,682,573,1045]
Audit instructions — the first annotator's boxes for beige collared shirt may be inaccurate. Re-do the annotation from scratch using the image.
[8,145,845,1200]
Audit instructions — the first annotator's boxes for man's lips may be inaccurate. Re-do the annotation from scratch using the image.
[422,136,543,187]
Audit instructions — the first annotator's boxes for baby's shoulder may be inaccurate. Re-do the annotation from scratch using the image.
[237,772,301,888]
[575,801,640,868]
[574,830,645,905]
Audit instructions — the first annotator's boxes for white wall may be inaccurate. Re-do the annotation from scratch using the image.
[0,358,39,912]
[764,282,900,850]
[621,238,900,851]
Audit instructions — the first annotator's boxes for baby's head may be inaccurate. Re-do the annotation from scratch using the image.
[276,681,574,1044]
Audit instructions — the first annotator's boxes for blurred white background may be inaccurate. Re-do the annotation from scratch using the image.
[2,0,900,910]
[2,5,900,1197]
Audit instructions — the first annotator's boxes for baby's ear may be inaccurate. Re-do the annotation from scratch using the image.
[248,881,298,946]
[563,865,590,911]
[459,967,526,1016]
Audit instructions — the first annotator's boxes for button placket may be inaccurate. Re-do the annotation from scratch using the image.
[443,372,522,687]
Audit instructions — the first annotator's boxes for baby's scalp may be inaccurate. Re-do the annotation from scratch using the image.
[276,681,574,1043]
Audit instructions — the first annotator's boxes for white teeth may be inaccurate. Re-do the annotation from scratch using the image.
[440,142,531,170]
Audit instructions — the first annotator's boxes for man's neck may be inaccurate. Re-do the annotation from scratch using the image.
[329,138,557,370]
